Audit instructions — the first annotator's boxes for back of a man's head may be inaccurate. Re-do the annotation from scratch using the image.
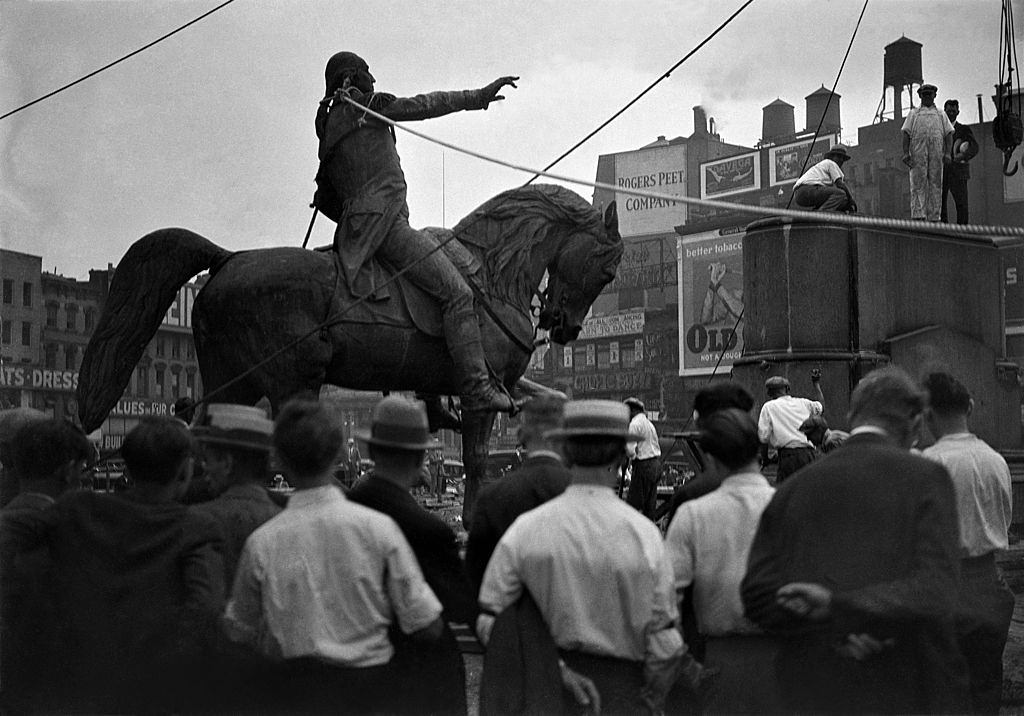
[922,372,971,417]
[698,408,761,471]
[11,419,92,485]
[121,416,194,485]
[848,367,925,442]
[693,381,754,428]
[273,399,343,479]
[518,395,566,449]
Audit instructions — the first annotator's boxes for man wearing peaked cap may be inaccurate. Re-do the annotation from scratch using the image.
[903,82,954,221]
[479,400,709,714]
[190,404,281,586]
[224,397,443,714]
[348,395,473,714]
[792,143,857,213]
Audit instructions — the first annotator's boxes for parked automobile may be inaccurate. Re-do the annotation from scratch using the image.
[483,449,523,485]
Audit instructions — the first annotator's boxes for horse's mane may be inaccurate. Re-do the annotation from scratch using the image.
[452,184,607,302]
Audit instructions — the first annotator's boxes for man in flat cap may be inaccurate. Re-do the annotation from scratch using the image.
[479,400,706,714]
[757,371,824,483]
[624,396,662,520]
[902,83,954,221]
[792,144,857,212]
[313,51,519,415]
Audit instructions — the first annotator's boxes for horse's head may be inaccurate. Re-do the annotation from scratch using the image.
[539,202,622,344]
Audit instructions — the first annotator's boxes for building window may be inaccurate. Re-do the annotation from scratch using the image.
[186,341,194,359]
[171,336,180,359]
[21,322,31,346]
[1,320,10,345]
[84,309,95,332]
[155,368,165,399]
[562,346,573,368]
[22,282,32,307]
[609,341,620,364]
[65,345,77,371]
[170,371,180,399]
[186,371,195,398]
[44,343,57,368]
[634,339,644,362]
[156,338,165,358]
[136,366,149,398]
[66,305,78,332]
[46,303,58,328]
[2,280,12,304]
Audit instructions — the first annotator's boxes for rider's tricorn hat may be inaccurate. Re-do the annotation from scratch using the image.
[325,51,370,95]
[193,404,273,453]
[356,396,434,451]
[545,400,644,440]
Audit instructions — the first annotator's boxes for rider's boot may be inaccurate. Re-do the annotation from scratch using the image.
[447,314,515,414]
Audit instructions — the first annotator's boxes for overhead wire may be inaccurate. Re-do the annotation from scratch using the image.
[524,0,756,184]
[0,0,238,121]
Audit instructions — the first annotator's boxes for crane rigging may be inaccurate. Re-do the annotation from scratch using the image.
[994,0,1023,175]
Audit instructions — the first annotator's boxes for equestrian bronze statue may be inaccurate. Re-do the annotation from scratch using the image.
[77,185,622,525]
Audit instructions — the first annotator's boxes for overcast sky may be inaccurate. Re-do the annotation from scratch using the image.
[0,0,1017,279]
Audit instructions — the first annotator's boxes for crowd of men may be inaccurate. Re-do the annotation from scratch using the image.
[0,364,1015,714]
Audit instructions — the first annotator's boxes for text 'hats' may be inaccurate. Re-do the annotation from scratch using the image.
[356,396,434,451]
[545,400,645,440]
[827,143,852,161]
[918,83,938,94]
[194,404,273,453]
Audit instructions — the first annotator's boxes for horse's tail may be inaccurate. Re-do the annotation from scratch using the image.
[77,228,232,432]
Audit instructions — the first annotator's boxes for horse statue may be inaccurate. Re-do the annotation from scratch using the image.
[77,184,622,525]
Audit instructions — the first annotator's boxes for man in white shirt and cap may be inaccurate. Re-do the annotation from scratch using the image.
[624,397,663,520]
[479,399,705,714]
[758,373,824,483]
[792,144,857,213]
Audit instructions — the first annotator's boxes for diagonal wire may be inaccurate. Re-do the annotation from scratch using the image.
[0,0,238,121]
[524,0,755,184]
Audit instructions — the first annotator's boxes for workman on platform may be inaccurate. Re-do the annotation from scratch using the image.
[792,144,857,213]
[313,52,519,414]
[902,83,954,222]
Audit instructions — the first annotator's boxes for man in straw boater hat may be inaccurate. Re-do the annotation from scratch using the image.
[478,400,709,714]
[223,398,443,714]
[190,404,281,586]
[348,395,475,715]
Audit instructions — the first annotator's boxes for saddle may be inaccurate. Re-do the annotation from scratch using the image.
[316,227,479,339]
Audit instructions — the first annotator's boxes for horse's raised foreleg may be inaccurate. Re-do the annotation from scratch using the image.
[460,408,497,530]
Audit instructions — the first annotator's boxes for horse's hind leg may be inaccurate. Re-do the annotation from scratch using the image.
[460,409,497,530]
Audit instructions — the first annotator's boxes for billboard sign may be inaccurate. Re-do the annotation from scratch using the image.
[768,135,837,186]
[614,144,688,237]
[700,152,760,199]
[676,228,745,375]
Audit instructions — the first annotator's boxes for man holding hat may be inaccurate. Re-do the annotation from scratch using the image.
[792,144,857,212]
[902,83,954,221]
[479,400,702,714]
[191,404,281,585]
[224,398,443,713]
[758,372,824,483]
[348,396,475,715]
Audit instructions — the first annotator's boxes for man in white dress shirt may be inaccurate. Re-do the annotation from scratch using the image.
[223,398,443,713]
[624,397,663,520]
[758,373,824,483]
[478,399,702,713]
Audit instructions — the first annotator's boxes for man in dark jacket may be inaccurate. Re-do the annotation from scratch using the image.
[42,417,224,713]
[314,51,518,414]
[741,368,969,713]
[0,419,92,713]
[465,395,570,592]
[941,98,979,224]
[348,396,474,715]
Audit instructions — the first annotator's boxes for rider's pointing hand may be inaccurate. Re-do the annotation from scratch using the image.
[480,76,520,106]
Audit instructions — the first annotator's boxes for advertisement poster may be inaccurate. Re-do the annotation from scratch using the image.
[700,152,760,198]
[676,228,745,376]
[768,135,836,186]
[613,144,688,237]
